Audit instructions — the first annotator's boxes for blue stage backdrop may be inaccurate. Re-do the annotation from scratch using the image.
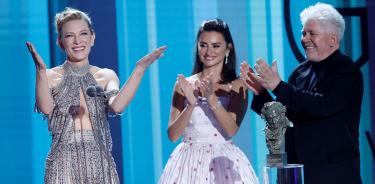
[0,0,373,183]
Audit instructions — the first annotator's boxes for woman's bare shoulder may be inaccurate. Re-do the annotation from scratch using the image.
[47,66,63,76]
[46,66,63,88]
[93,67,119,81]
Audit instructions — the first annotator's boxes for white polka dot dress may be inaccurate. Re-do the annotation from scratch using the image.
[158,80,259,184]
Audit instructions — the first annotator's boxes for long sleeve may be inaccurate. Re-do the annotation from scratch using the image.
[272,52,363,118]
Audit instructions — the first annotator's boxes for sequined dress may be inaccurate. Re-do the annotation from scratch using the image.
[42,62,120,184]
[158,78,259,184]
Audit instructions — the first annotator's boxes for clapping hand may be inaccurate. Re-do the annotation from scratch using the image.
[177,74,198,106]
[197,73,214,100]
[26,41,47,71]
[240,61,263,95]
[137,46,167,69]
[253,59,281,91]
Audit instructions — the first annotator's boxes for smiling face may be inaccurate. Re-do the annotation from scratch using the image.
[59,19,95,63]
[197,31,231,69]
[301,19,338,62]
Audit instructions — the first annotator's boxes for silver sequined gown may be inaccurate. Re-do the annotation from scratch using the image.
[41,62,120,184]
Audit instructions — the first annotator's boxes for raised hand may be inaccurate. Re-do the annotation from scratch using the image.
[26,41,47,71]
[240,61,263,95]
[136,46,167,69]
[254,59,281,91]
[26,41,54,114]
[177,74,198,106]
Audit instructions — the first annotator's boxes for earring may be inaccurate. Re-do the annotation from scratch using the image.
[225,53,229,65]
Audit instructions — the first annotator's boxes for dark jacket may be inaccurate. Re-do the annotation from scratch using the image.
[251,50,363,184]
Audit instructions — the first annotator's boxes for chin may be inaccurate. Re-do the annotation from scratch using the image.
[305,54,317,62]
[307,58,320,62]
[71,54,89,61]
[306,58,317,62]
[69,57,88,62]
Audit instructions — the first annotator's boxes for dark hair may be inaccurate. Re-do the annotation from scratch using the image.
[192,18,237,83]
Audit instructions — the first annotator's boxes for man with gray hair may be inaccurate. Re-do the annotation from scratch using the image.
[240,2,363,184]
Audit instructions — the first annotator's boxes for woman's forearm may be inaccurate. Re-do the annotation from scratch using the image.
[167,105,194,142]
[109,65,146,113]
[35,70,54,114]
[208,97,238,137]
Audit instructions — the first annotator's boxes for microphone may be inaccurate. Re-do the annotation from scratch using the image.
[86,85,104,97]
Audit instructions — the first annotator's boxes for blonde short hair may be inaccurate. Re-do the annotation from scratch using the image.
[55,7,94,38]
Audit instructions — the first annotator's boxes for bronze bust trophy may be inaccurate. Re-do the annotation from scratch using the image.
[261,101,293,167]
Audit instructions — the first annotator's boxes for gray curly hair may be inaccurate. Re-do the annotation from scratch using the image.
[300,2,345,41]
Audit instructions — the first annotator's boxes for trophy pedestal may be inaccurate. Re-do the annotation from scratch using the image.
[266,153,287,167]
[263,164,304,184]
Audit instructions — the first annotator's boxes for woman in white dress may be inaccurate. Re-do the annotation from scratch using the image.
[158,19,259,184]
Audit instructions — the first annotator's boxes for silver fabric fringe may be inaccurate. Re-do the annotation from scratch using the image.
[42,62,120,184]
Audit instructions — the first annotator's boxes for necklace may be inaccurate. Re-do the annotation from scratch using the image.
[63,61,90,76]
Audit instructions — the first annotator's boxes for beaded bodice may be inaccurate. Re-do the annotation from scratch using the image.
[46,61,113,161]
